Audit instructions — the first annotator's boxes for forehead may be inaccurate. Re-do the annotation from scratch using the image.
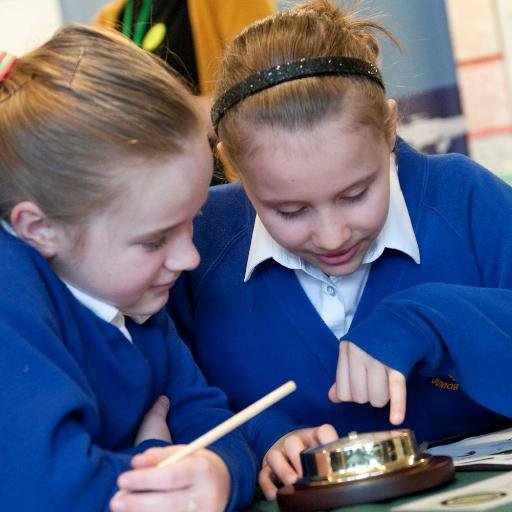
[242,119,386,198]
[103,141,212,225]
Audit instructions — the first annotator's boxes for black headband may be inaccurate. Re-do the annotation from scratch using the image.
[211,56,385,128]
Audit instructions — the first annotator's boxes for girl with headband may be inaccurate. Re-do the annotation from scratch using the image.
[167,0,512,500]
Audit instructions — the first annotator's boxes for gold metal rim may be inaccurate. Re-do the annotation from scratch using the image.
[300,429,425,486]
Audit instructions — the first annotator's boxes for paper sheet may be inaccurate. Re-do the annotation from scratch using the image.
[428,428,512,469]
[392,471,512,511]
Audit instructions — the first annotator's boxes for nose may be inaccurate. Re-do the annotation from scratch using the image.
[311,212,351,251]
[164,235,201,272]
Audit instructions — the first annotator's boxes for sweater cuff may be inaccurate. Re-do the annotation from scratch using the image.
[243,409,305,463]
[125,438,171,457]
[208,437,257,511]
[346,305,431,377]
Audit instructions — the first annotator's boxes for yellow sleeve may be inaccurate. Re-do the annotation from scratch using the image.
[188,0,276,94]
[92,0,126,29]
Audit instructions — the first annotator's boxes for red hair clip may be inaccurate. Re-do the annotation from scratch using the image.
[0,52,17,81]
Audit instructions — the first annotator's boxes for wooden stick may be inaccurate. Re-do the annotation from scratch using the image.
[157,380,297,468]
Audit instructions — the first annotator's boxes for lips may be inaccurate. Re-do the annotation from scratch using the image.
[313,243,360,266]
[152,280,176,291]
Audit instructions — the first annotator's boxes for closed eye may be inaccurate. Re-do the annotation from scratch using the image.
[140,236,167,251]
[277,208,306,220]
[344,187,368,203]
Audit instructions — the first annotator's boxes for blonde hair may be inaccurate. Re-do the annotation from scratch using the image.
[0,24,201,224]
[214,0,399,177]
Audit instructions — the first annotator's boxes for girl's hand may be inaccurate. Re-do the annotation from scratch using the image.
[110,446,231,512]
[259,424,338,501]
[328,341,407,425]
[134,395,172,445]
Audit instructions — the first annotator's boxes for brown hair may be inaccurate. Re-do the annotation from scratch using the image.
[0,24,201,224]
[214,0,399,178]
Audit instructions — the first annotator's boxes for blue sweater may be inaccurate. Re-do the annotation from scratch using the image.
[169,139,512,461]
[0,229,256,511]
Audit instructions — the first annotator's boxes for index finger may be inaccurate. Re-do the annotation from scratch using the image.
[388,370,406,425]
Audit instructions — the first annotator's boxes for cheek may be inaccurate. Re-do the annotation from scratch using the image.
[120,254,164,289]
[264,216,310,250]
[360,188,389,232]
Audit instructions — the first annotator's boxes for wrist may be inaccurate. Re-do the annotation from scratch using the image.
[201,449,231,509]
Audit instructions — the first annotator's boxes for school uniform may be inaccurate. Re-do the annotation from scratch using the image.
[168,138,512,461]
[0,227,256,511]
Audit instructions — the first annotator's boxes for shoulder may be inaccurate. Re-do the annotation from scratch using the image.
[204,182,252,211]
[396,137,487,180]
[0,230,51,289]
[0,230,68,323]
[396,138,512,208]
[174,183,254,293]
[194,182,255,252]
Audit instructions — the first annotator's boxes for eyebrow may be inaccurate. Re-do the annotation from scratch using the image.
[262,170,378,207]
[130,225,177,243]
[129,195,209,242]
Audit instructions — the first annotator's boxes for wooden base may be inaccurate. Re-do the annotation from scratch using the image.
[277,455,454,512]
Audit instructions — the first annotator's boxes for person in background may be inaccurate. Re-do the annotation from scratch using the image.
[94,0,276,184]
[166,0,512,500]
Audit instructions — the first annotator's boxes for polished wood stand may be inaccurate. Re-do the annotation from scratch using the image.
[277,455,454,512]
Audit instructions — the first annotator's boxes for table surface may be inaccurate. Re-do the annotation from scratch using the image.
[246,471,510,512]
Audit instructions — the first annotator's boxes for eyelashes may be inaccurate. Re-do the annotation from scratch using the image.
[140,236,167,251]
[276,188,369,219]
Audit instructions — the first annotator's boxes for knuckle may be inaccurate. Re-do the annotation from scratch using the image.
[370,397,388,408]
[266,448,280,464]
[352,392,368,404]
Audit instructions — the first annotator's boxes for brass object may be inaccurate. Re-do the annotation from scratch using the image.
[277,429,455,512]
[299,429,425,486]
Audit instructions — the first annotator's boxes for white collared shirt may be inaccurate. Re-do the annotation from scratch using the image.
[1,219,146,342]
[244,155,420,339]
[63,283,135,342]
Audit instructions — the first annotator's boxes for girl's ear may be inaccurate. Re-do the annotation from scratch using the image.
[216,141,227,164]
[386,99,398,150]
[9,201,59,258]
[216,141,238,183]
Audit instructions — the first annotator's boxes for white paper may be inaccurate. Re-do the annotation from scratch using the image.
[428,428,512,468]
[392,472,512,511]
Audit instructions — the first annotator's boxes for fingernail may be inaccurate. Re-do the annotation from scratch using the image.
[391,414,403,425]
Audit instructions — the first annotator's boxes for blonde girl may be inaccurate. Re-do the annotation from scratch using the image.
[0,25,255,512]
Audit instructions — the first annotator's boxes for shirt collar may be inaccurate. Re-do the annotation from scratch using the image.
[64,282,121,324]
[63,283,150,326]
[244,154,420,282]
[1,219,15,236]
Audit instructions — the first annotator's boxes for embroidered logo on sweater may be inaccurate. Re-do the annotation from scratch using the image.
[431,375,459,391]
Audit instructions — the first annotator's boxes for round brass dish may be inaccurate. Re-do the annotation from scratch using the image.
[277,429,454,512]
[300,429,424,485]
